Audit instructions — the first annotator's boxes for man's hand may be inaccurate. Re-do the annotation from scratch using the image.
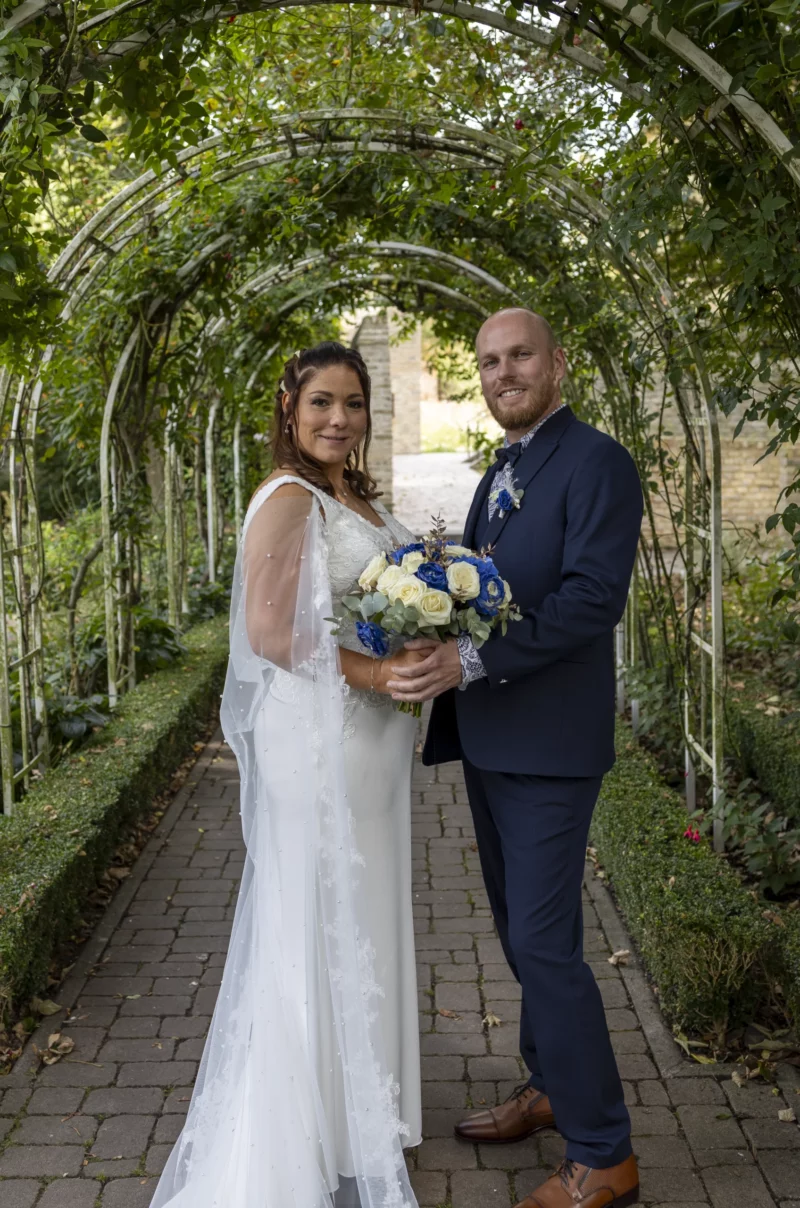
[386,637,463,703]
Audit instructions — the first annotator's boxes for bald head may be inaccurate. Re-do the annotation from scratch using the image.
[476,308,558,357]
[474,307,566,442]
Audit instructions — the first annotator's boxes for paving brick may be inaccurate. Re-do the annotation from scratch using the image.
[101,1177,160,1206]
[629,1106,679,1136]
[117,1061,197,1087]
[118,995,193,1017]
[14,1114,98,1145]
[24,1089,85,1116]
[108,1018,162,1039]
[451,1168,512,1206]
[677,1104,746,1150]
[633,1136,693,1167]
[760,1151,800,1200]
[668,1079,725,1106]
[637,1080,670,1106]
[0,1089,31,1114]
[38,1179,103,1207]
[417,1137,478,1170]
[434,983,481,1013]
[153,1115,184,1143]
[639,1168,706,1202]
[723,1079,793,1117]
[91,1115,155,1158]
[615,1054,659,1080]
[478,1138,541,1169]
[467,1056,522,1081]
[145,1144,172,1174]
[742,1117,800,1150]
[36,1061,117,1088]
[0,1145,85,1177]
[83,1088,163,1115]
[409,1170,447,1206]
[0,1181,41,1208]
[702,1164,775,1207]
[97,1038,176,1063]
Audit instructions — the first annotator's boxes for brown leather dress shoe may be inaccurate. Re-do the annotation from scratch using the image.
[515,1155,639,1207]
[454,1083,556,1144]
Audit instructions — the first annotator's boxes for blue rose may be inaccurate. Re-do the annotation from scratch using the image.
[496,488,516,513]
[458,555,499,582]
[415,561,448,592]
[388,541,425,566]
[474,573,505,617]
[355,620,390,658]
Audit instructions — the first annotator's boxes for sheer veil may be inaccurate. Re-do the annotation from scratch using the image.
[149,478,418,1208]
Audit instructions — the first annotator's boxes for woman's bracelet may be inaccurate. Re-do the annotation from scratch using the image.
[370,657,376,693]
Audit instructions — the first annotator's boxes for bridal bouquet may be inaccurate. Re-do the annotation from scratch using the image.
[336,518,521,715]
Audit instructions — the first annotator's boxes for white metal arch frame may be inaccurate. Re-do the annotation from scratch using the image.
[5,0,798,189]
[0,109,724,833]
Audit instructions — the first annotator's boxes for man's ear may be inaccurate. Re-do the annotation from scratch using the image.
[553,346,567,385]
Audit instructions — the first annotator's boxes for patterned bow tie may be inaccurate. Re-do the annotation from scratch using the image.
[493,441,523,470]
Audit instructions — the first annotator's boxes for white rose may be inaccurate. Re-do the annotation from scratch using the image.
[376,564,406,597]
[401,550,426,574]
[418,588,453,627]
[502,579,512,604]
[358,551,388,591]
[445,543,473,558]
[446,560,481,601]
[390,575,426,609]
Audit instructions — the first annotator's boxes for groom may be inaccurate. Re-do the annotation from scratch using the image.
[387,309,643,1208]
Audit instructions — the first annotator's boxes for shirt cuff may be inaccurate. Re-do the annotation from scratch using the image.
[457,634,487,690]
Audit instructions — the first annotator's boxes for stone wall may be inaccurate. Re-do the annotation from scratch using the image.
[351,312,394,509]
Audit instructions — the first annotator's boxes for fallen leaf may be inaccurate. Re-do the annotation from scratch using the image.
[778,1108,797,1123]
[437,1008,461,1020]
[483,1011,502,1028]
[731,1070,746,1088]
[30,997,62,1017]
[608,949,630,967]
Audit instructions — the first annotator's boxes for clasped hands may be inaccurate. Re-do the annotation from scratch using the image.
[383,638,463,704]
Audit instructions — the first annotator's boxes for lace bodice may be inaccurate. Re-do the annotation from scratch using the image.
[244,476,418,714]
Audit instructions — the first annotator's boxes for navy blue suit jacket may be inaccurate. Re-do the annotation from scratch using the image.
[422,406,643,777]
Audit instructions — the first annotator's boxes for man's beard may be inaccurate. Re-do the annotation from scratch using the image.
[485,377,556,432]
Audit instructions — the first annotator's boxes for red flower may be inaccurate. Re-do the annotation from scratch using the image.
[227,14,236,22]
[514,119,524,131]
[683,826,693,839]
[692,828,701,843]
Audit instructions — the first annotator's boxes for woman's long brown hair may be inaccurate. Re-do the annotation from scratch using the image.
[269,342,380,501]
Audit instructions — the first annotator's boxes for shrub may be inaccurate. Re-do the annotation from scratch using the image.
[728,688,800,829]
[0,616,229,1021]
[591,726,776,1039]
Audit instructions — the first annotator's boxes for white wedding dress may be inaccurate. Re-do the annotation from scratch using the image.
[149,475,421,1208]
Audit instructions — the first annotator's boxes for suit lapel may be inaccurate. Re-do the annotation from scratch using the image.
[463,462,496,548]
[479,406,576,551]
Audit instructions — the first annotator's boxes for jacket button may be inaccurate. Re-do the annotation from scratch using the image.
[499,678,508,684]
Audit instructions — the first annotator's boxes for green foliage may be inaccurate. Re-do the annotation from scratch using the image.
[592,725,775,1037]
[728,688,800,831]
[0,616,228,1020]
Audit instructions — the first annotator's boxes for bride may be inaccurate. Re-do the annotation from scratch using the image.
[150,342,425,1208]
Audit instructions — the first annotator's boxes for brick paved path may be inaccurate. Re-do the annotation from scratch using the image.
[1,731,798,1208]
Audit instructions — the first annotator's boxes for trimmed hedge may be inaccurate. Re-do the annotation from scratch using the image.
[771,908,800,1032]
[728,687,800,828]
[592,726,777,1037]
[0,616,229,1020]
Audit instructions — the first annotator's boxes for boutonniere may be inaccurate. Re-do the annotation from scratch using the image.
[490,479,524,519]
